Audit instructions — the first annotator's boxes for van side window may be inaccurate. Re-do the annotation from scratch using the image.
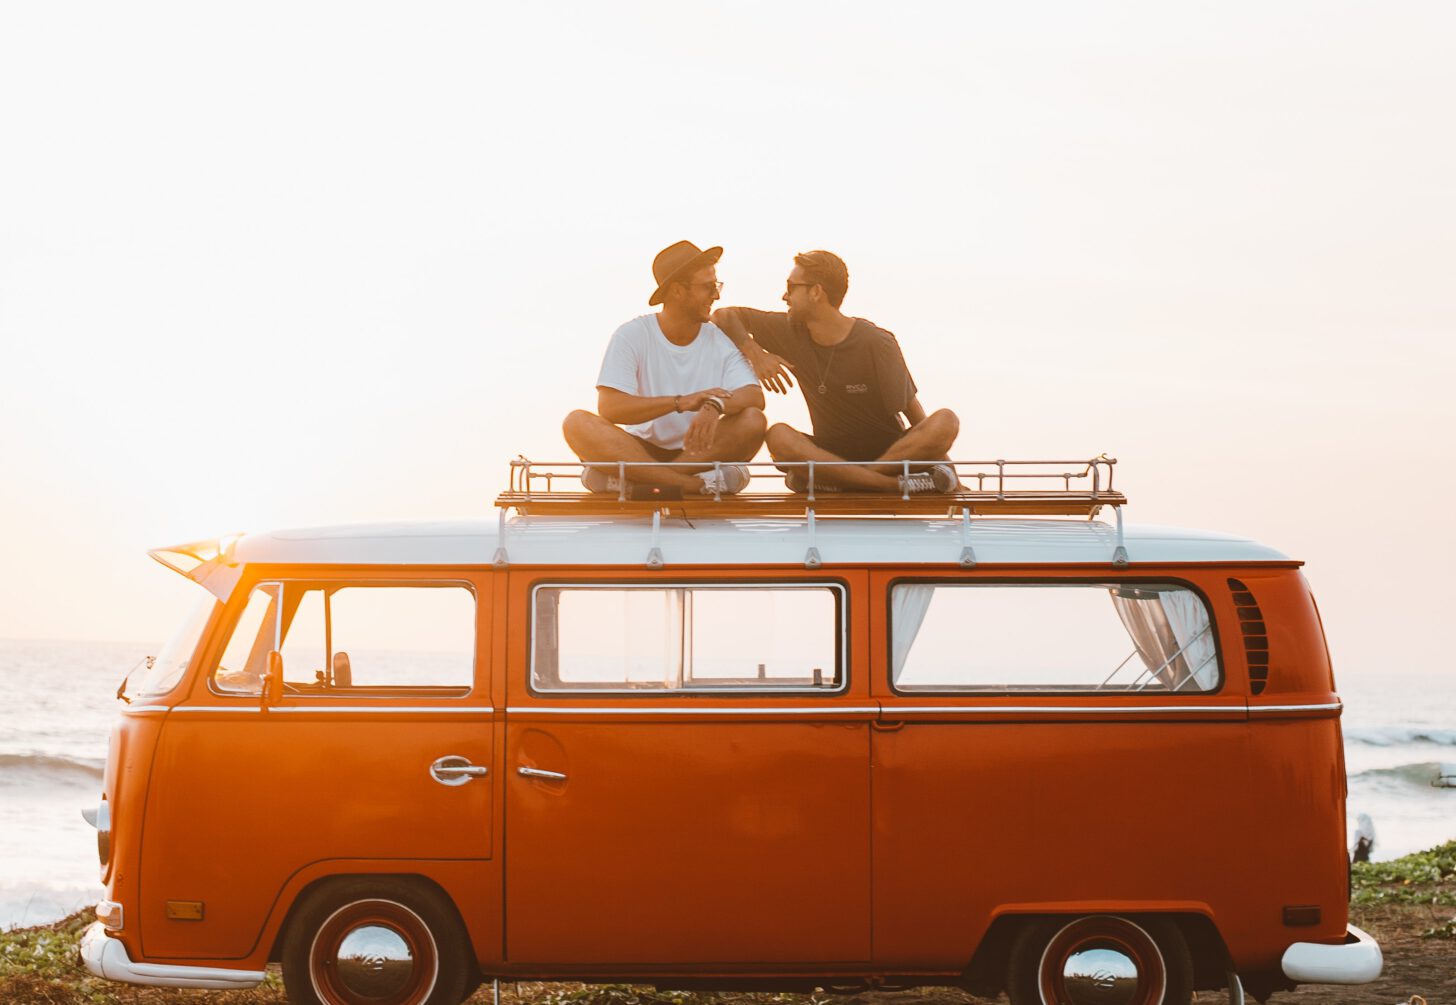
[212,582,476,695]
[891,582,1220,693]
[532,584,843,692]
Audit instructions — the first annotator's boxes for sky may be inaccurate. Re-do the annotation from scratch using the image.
[1,2,1453,686]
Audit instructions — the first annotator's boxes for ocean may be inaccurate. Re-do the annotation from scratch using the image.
[1,638,1452,930]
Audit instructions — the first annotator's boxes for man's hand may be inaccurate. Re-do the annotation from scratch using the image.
[749,346,796,394]
[677,388,732,414]
[683,407,719,454]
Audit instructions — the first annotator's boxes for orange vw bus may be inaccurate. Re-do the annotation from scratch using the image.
[81,458,1381,1005]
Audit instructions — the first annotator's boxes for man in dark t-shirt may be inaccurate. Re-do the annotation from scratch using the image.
[712,250,960,493]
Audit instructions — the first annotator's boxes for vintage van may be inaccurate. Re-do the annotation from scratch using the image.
[81,458,1381,1005]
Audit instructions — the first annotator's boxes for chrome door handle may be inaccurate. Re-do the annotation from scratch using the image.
[517,766,567,782]
[430,755,489,787]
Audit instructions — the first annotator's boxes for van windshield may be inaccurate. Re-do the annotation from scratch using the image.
[128,596,218,699]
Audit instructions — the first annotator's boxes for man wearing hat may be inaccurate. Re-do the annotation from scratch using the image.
[563,241,766,498]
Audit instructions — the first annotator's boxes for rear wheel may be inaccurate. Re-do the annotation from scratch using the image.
[281,878,471,1005]
[1006,914,1193,1005]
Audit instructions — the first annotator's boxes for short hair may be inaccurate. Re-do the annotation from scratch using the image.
[794,250,849,308]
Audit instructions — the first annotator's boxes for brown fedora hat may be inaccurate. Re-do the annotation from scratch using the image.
[648,240,723,306]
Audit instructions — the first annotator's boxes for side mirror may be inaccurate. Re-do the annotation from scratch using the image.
[262,651,284,708]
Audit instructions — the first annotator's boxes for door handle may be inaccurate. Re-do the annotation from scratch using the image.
[517,766,567,782]
[430,755,490,786]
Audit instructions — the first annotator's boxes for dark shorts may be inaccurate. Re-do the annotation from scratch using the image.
[630,434,683,463]
[807,429,905,462]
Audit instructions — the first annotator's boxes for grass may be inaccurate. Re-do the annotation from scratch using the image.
[4,841,1454,1001]
[1350,840,1456,912]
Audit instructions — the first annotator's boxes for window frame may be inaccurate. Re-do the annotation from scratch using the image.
[205,576,480,700]
[885,575,1226,697]
[528,578,851,697]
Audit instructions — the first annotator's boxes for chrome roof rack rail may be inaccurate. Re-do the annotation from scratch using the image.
[497,455,1123,521]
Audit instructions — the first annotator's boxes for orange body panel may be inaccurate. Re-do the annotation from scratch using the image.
[96,559,1352,988]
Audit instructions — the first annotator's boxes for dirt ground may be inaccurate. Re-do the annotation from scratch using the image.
[3,902,1450,1004]
[471,903,1455,1005]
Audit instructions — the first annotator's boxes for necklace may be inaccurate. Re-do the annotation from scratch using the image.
[815,340,842,394]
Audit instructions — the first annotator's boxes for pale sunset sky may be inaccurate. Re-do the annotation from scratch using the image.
[1,3,1452,684]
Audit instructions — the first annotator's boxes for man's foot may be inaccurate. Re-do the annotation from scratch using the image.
[698,464,750,496]
[581,467,624,495]
[783,469,843,494]
[898,464,959,495]
[581,467,682,501]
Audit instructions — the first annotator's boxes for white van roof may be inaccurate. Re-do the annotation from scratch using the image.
[226,517,1292,568]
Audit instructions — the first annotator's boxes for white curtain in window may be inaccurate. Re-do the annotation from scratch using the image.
[1111,589,1186,689]
[1110,587,1215,691]
[1161,589,1217,690]
[891,585,936,681]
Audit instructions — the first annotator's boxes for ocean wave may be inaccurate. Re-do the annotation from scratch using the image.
[1348,761,1452,787]
[1344,725,1456,747]
[0,752,105,782]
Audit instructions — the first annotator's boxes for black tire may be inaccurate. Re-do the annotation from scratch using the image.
[281,877,472,1005]
[1006,914,1193,1005]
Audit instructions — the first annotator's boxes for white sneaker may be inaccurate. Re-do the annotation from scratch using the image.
[698,464,750,496]
[898,464,958,495]
[581,467,622,494]
[784,469,842,494]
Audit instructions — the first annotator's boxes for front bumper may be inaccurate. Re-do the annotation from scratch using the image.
[79,922,265,990]
[1281,923,1383,984]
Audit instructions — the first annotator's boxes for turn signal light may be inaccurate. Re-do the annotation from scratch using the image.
[96,900,124,930]
[1283,905,1321,926]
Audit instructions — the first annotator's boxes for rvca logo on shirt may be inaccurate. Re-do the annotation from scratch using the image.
[844,383,869,394]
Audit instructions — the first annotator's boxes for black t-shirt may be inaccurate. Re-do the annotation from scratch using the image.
[739,309,918,457]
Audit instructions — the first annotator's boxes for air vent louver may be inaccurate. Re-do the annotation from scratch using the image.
[1228,578,1269,695]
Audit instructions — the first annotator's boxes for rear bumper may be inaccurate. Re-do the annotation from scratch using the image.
[1281,923,1383,984]
[79,922,265,990]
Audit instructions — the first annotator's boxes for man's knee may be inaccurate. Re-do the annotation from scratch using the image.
[563,409,605,449]
[925,408,960,438]
[766,422,804,456]
[736,406,768,439]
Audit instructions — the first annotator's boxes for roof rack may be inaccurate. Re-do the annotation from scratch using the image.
[495,455,1123,519]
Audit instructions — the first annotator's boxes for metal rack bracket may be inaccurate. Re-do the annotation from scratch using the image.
[646,510,664,569]
[805,507,822,569]
[959,508,976,568]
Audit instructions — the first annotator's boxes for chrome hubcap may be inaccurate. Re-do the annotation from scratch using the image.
[336,924,414,998]
[1061,945,1141,1004]
[1039,916,1165,1005]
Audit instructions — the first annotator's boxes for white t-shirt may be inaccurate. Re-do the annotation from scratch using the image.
[595,314,757,450]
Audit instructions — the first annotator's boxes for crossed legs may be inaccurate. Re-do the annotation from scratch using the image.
[563,408,767,492]
[766,408,960,492]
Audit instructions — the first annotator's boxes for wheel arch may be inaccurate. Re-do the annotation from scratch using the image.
[266,868,472,964]
[965,908,1233,997]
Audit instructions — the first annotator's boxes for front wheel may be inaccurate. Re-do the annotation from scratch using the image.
[1006,914,1193,1005]
[281,877,472,1005]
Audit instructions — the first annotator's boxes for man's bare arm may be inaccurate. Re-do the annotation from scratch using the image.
[597,387,733,425]
[902,394,928,427]
[712,308,796,394]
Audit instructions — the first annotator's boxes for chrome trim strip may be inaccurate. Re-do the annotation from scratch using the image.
[172,706,493,714]
[506,705,880,715]
[1251,702,1342,712]
[886,704,1247,714]
[122,705,170,713]
[271,706,495,714]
